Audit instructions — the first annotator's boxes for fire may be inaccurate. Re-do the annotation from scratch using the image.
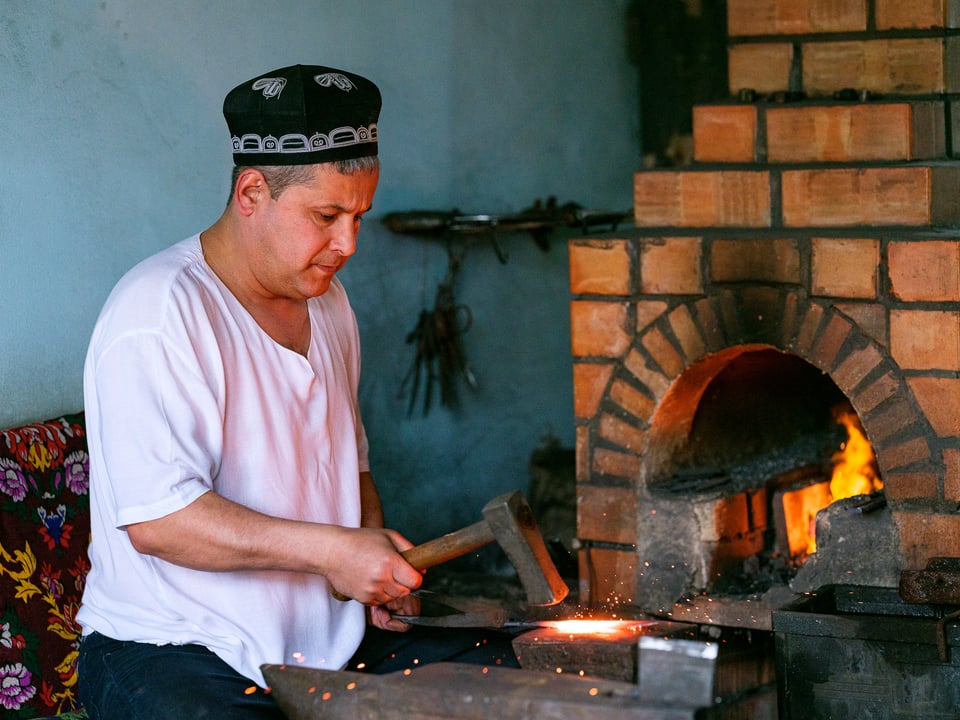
[785,409,882,557]
[829,410,881,501]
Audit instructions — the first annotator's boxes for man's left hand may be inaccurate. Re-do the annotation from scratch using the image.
[367,592,420,632]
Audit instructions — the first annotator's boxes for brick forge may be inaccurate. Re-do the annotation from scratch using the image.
[570,0,960,628]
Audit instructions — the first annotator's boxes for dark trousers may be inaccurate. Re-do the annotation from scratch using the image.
[346,625,522,673]
[78,627,520,719]
[77,632,285,720]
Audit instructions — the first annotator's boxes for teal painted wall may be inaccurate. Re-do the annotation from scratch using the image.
[1,2,638,544]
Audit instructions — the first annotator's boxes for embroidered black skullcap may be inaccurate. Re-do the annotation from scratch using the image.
[223,64,381,166]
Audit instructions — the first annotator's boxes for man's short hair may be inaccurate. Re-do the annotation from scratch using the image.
[227,155,379,207]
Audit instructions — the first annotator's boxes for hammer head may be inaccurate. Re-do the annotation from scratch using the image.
[482,490,569,606]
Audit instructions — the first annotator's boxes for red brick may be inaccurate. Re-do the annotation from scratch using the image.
[577,485,637,544]
[578,547,638,605]
[609,378,657,425]
[794,302,825,356]
[624,349,671,399]
[576,426,590,483]
[888,240,960,302]
[569,301,632,358]
[569,239,632,295]
[803,38,958,95]
[782,167,960,227]
[890,310,960,370]
[876,435,932,472]
[719,289,744,344]
[740,285,784,341]
[892,511,960,568]
[811,238,879,299]
[835,303,887,347]
[832,343,884,395]
[641,326,685,379]
[694,298,727,352]
[668,305,706,363]
[572,362,614,419]
[875,0,959,29]
[711,238,801,283]
[883,472,940,501]
[780,293,801,348]
[636,300,669,333]
[812,313,853,370]
[599,413,646,454]
[853,372,899,415]
[693,105,756,162]
[906,377,960,436]
[944,448,960,503]
[592,447,642,482]
[727,0,867,35]
[767,104,945,162]
[865,395,921,444]
[728,43,794,94]
[639,237,703,295]
[634,171,771,228]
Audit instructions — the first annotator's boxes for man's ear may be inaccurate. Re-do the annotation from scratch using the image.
[233,168,268,215]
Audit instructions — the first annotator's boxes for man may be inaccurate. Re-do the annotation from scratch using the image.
[77,64,423,719]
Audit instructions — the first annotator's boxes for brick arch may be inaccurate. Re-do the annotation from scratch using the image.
[587,290,943,507]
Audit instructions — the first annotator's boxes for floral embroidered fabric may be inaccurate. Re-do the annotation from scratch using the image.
[0,414,89,718]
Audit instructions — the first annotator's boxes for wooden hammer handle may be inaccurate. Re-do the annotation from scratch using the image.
[332,520,494,602]
[401,520,495,570]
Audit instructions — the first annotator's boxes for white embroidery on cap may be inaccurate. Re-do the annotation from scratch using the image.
[231,123,377,155]
[252,77,287,99]
[314,73,354,92]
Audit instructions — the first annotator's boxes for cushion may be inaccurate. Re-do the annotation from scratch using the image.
[0,414,88,717]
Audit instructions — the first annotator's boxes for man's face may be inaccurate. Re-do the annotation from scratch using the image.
[247,163,379,301]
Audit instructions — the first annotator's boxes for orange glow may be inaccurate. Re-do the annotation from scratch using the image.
[830,410,882,501]
[781,482,831,557]
[782,409,882,557]
[539,619,654,636]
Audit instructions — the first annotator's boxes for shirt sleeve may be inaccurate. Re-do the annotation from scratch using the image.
[89,330,222,527]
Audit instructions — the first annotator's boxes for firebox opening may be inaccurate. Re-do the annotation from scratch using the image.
[638,346,883,603]
[655,348,850,490]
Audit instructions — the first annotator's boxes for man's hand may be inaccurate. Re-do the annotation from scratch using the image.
[367,592,421,632]
[325,526,423,606]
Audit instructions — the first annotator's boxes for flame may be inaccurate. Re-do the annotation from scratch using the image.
[784,409,883,558]
[830,410,882,501]
[782,481,832,557]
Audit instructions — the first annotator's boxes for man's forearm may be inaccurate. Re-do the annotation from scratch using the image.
[359,471,385,528]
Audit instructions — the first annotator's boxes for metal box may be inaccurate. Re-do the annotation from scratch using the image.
[772,585,960,719]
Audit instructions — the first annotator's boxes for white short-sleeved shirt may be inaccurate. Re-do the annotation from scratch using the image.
[77,234,368,686]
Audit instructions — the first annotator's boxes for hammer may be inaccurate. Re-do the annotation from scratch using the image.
[335,490,568,606]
